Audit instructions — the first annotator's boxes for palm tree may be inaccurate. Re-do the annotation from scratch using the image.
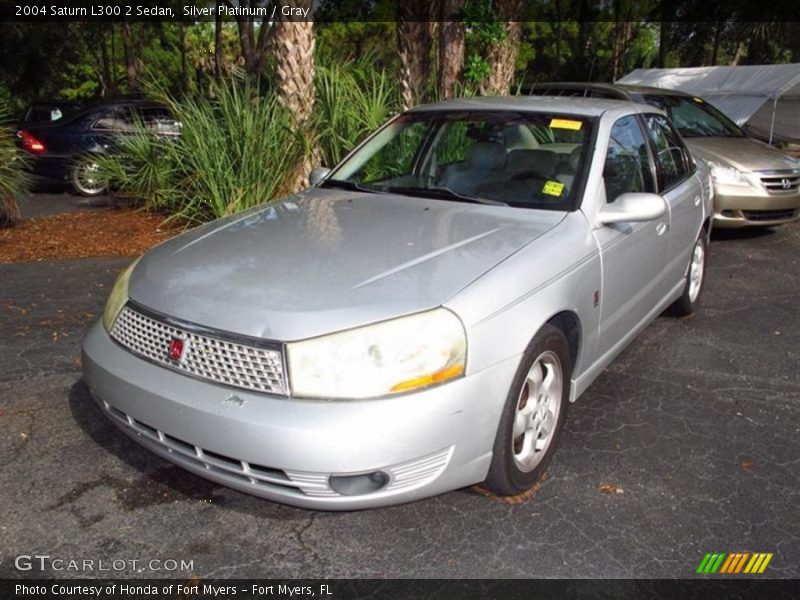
[482,0,526,95]
[0,101,29,227]
[437,0,466,100]
[397,0,433,110]
[271,0,316,192]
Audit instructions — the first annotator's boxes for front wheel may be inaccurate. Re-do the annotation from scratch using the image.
[484,324,570,496]
[71,157,108,197]
[670,234,707,317]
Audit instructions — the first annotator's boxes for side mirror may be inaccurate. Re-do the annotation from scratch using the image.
[309,167,331,187]
[598,193,667,225]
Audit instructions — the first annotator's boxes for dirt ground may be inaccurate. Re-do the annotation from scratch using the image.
[0,208,180,263]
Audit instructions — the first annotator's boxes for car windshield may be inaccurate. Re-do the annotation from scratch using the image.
[642,94,744,138]
[324,110,594,210]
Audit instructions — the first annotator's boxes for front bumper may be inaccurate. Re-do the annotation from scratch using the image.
[713,184,800,228]
[81,321,517,510]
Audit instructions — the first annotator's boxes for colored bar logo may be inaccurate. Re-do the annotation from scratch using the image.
[696,552,773,574]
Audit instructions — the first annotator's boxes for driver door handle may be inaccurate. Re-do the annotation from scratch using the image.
[656,222,668,236]
[694,195,702,206]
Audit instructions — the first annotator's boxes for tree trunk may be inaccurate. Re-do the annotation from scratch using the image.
[180,22,188,92]
[121,20,139,92]
[225,0,272,75]
[481,0,526,95]
[554,0,562,75]
[98,28,111,98]
[397,0,433,110]
[214,2,223,79]
[711,21,722,65]
[437,0,465,100]
[272,0,316,193]
[658,1,669,69]
[730,41,747,66]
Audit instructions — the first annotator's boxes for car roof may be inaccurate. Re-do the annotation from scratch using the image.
[530,82,694,99]
[408,95,644,118]
[61,99,168,121]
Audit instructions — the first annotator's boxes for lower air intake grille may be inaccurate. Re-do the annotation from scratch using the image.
[742,209,797,222]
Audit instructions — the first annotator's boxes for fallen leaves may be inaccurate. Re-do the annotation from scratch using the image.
[471,473,549,505]
[0,209,182,263]
[598,482,624,494]
[740,458,755,472]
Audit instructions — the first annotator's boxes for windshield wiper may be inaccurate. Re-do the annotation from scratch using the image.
[320,179,382,194]
[383,185,508,206]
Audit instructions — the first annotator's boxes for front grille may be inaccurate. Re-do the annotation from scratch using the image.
[742,209,798,222]
[758,170,800,193]
[110,305,286,395]
[102,402,305,494]
[102,400,453,499]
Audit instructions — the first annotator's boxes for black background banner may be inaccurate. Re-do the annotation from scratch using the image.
[2,0,800,23]
[2,579,800,600]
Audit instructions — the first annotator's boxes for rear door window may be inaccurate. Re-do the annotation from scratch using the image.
[604,116,656,202]
[644,114,693,191]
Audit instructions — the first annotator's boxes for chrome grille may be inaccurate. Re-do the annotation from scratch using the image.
[758,170,800,193]
[110,305,286,394]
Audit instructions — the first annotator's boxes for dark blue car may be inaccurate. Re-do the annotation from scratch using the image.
[16,100,178,196]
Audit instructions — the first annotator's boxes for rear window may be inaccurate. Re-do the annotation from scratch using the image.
[641,95,744,138]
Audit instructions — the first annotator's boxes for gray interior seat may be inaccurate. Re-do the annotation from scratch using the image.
[555,145,583,190]
[506,149,558,180]
[439,142,508,193]
[502,125,539,151]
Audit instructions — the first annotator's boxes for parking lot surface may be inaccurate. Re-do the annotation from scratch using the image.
[1,206,798,579]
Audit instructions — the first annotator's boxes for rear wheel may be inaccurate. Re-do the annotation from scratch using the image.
[670,234,706,316]
[484,324,570,496]
[71,157,107,197]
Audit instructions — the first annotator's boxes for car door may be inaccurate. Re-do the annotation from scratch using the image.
[594,115,670,358]
[84,107,130,154]
[643,113,702,287]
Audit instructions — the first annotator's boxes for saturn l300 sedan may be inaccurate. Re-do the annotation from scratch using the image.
[82,97,711,509]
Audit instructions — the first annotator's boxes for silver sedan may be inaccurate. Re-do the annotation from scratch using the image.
[82,97,711,509]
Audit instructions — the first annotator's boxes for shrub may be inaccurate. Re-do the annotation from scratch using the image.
[98,78,312,224]
[101,58,401,224]
[313,55,399,168]
[0,101,30,227]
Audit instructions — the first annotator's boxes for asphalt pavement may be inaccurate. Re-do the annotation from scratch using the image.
[1,199,798,579]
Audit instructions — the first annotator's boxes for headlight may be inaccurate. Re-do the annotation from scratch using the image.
[102,257,141,331]
[287,308,467,399]
[710,164,750,187]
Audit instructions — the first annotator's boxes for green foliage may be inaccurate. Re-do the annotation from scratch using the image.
[98,78,312,224]
[0,100,30,226]
[314,54,399,168]
[461,0,507,84]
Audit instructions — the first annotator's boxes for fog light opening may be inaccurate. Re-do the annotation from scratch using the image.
[329,471,389,496]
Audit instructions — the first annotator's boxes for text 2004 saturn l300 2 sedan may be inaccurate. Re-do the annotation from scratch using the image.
[82,97,711,509]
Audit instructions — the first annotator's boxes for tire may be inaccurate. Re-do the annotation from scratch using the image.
[484,324,571,496]
[71,156,108,197]
[670,233,707,317]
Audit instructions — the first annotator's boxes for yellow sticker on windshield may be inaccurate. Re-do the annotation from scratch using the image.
[550,118,583,131]
[543,181,565,196]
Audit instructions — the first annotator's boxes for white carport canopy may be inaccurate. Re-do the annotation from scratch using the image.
[618,64,800,144]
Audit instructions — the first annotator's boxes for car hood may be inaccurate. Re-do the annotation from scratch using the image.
[685,137,799,172]
[129,189,564,341]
